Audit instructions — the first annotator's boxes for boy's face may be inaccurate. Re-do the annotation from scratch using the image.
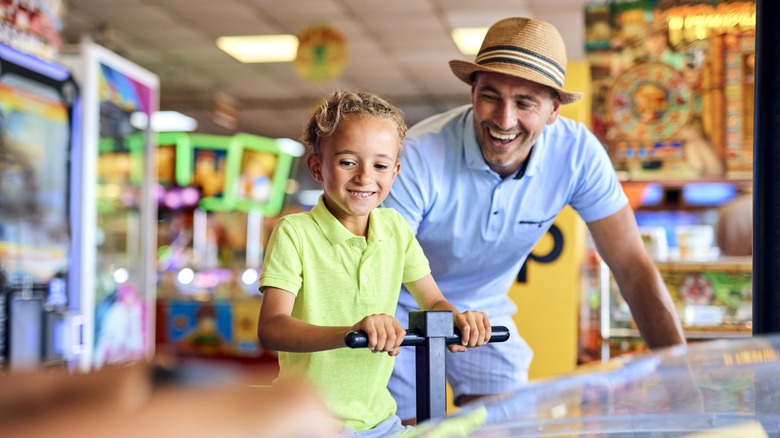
[306,115,401,235]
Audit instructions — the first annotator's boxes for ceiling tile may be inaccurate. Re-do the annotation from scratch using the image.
[163,1,277,38]
[342,0,436,17]
[248,0,347,24]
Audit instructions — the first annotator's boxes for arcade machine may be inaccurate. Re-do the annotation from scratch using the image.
[586,0,755,181]
[153,131,296,367]
[581,0,756,362]
[0,44,82,370]
[62,42,160,372]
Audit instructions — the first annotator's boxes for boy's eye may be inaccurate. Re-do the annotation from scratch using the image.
[339,160,355,167]
[374,163,388,170]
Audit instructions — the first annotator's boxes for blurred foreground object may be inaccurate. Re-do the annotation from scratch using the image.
[0,360,336,438]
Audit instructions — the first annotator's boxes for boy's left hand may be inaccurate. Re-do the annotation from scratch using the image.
[449,311,491,353]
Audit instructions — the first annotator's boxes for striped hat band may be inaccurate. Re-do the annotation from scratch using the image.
[475,45,566,88]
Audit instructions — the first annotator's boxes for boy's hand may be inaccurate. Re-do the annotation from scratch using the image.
[352,314,406,356]
[449,311,491,353]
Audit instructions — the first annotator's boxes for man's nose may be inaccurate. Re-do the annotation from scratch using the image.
[494,102,516,130]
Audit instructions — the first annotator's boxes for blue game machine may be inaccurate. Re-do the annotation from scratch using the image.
[0,44,84,370]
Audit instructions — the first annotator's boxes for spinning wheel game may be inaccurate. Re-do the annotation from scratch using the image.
[607,62,693,143]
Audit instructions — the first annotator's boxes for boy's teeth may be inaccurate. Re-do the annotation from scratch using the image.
[489,129,518,141]
[350,190,373,198]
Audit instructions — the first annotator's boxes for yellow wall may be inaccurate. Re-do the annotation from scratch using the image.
[509,60,592,381]
[508,206,586,380]
[559,60,592,125]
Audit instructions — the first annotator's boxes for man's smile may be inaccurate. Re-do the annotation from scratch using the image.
[488,127,519,142]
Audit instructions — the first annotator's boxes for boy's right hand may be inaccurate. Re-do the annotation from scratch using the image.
[352,314,406,356]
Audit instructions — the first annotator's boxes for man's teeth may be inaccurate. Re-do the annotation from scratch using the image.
[489,129,518,141]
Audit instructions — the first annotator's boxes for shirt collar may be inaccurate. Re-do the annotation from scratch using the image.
[512,146,534,179]
[310,195,388,246]
[463,110,488,172]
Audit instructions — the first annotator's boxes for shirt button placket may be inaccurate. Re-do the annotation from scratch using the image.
[487,184,503,237]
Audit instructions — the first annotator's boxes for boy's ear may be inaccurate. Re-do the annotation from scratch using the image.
[306,153,323,183]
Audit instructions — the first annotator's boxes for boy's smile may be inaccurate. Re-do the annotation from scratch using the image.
[307,115,401,237]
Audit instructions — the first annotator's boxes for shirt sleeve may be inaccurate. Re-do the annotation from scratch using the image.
[258,218,303,296]
[568,126,628,223]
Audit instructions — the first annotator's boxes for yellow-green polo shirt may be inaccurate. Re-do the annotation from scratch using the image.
[258,196,430,432]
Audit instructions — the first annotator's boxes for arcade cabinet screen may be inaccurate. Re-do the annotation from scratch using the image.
[0,73,70,284]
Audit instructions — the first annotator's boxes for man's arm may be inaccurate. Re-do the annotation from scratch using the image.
[587,204,685,348]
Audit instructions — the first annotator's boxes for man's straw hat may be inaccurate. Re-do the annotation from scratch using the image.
[449,17,584,104]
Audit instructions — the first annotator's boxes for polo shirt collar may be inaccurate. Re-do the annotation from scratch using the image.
[310,195,388,246]
[463,110,488,172]
[526,127,544,177]
[463,107,545,178]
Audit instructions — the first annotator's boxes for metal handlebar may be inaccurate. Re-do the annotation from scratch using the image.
[342,311,509,423]
[344,326,510,348]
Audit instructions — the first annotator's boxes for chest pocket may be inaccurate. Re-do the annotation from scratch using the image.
[513,214,557,250]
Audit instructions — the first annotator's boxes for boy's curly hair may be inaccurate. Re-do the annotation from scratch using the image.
[300,91,407,157]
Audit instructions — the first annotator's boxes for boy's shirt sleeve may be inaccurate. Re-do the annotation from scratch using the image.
[258,218,303,296]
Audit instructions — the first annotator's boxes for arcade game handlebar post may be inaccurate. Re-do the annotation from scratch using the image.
[345,310,510,423]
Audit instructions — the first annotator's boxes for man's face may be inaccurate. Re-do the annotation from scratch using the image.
[471,71,561,178]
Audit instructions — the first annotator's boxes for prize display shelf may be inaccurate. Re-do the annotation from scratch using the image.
[598,256,752,361]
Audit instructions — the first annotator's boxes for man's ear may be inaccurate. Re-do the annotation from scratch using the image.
[547,96,562,125]
[306,153,323,183]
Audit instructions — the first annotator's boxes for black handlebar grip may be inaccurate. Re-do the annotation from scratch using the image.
[345,326,510,348]
[344,330,370,348]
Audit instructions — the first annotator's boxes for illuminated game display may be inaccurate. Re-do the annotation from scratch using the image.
[152,132,295,363]
[586,0,755,180]
[0,44,81,369]
[63,42,159,371]
[156,131,294,215]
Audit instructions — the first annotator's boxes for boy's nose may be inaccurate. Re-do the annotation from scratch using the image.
[353,165,373,184]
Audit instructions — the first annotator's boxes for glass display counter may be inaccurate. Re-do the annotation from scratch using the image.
[406,334,780,437]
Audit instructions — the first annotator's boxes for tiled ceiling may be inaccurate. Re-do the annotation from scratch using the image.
[61,0,590,140]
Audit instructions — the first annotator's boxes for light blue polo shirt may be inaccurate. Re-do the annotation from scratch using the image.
[383,105,627,317]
